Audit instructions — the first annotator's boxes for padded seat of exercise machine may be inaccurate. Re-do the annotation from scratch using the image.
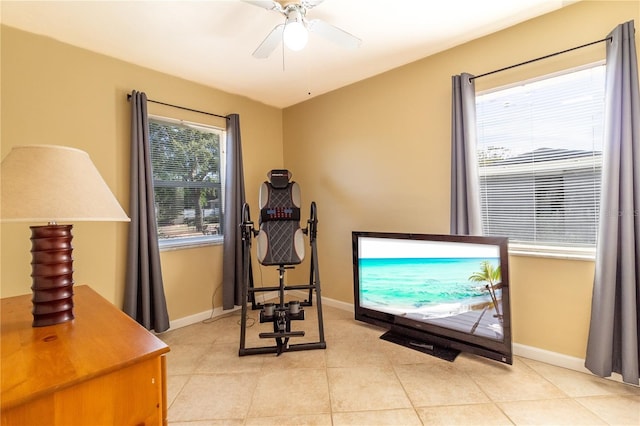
[256,169,305,266]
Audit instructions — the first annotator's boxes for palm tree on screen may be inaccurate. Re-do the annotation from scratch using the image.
[469,261,503,321]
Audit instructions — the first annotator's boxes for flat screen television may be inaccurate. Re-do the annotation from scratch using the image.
[352,231,512,364]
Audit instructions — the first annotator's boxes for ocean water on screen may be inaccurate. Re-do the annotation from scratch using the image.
[359,257,500,316]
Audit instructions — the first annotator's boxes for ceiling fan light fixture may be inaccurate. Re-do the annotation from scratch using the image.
[283,10,308,51]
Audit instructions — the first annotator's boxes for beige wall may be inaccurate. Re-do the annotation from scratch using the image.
[283,0,639,358]
[0,25,283,319]
[1,1,638,360]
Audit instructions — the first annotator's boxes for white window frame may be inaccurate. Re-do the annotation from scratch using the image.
[475,62,605,261]
[149,114,226,250]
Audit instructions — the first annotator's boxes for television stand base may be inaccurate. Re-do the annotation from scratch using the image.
[380,330,460,362]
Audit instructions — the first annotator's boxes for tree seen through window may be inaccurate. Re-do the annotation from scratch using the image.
[149,118,223,245]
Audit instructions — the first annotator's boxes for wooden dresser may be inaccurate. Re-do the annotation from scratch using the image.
[1,285,170,425]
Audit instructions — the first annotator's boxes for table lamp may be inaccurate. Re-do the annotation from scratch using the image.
[1,145,130,327]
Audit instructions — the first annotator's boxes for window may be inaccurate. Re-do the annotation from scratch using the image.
[475,64,605,256]
[149,116,225,249]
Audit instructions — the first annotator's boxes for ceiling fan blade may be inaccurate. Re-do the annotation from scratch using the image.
[301,0,326,10]
[308,19,361,50]
[243,0,283,13]
[252,23,285,58]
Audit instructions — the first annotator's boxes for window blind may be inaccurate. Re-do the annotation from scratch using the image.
[475,64,605,248]
[149,118,223,243]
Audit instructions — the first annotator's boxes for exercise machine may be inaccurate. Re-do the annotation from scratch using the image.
[239,169,326,356]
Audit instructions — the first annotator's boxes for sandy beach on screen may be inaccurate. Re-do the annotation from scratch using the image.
[365,297,504,340]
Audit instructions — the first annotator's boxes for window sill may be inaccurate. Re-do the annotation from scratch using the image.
[508,243,596,261]
[159,235,223,251]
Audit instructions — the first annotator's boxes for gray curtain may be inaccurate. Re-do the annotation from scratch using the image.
[124,90,170,333]
[585,21,639,385]
[451,73,483,235]
[222,114,246,310]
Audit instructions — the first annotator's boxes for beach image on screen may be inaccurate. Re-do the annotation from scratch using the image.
[358,237,504,341]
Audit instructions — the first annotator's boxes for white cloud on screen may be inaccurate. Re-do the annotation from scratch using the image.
[359,237,500,259]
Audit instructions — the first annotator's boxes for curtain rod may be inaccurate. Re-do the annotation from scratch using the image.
[126,94,229,120]
[470,36,612,81]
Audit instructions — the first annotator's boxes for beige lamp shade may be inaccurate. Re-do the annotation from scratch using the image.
[1,145,130,223]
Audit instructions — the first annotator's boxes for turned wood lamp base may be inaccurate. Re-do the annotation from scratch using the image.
[30,224,75,327]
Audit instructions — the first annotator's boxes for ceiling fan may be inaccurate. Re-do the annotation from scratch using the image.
[244,0,362,58]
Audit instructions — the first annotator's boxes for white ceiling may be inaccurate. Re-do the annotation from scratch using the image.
[1,0,571,108]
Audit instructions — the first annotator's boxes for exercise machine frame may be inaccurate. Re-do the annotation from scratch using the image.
[239,201,326,356]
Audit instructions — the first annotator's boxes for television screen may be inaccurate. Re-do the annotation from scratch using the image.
[353,231,512,364]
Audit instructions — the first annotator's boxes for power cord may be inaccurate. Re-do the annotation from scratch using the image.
[202,256,271,328]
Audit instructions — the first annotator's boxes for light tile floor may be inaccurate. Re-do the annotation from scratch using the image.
[159,303,640,425]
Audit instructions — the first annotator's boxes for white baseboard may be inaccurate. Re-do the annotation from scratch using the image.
[165,305,239,331]
[513,343,629,385]
[513,343,590,372]
[324,298,355,313]
[293,290,354,313]
[163,290,281,332]
[513,343,591,373]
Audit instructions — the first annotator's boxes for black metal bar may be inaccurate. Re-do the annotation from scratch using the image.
[311,222,326,344]
[239,341,327,356]
[470,37,611,81]
[307,201,318,305]
[238,199,326,357]
[259,331,305,338]
[286,342,327,351]
[126,93,229,120]
[239,346,280,356]
[239,227,250,355]
[248,256,257,309]
[247,284,318,293]
[239,203,254,356]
